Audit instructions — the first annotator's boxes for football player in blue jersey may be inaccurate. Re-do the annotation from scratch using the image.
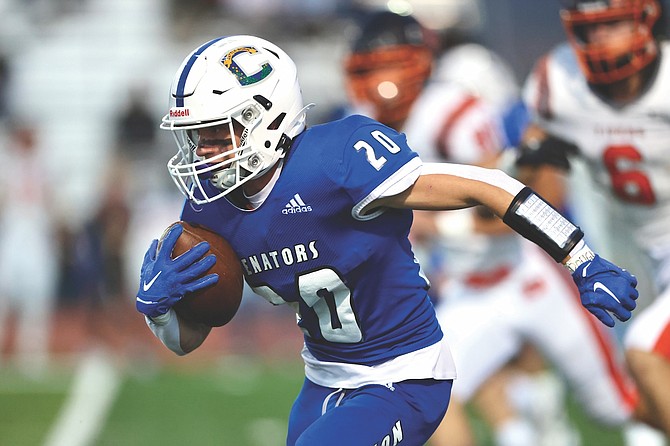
[135,35,639,446]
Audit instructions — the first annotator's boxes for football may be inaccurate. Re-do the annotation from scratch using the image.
[161,221,244,327]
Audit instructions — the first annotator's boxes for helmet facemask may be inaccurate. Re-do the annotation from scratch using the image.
[344,11,435,128]
[560,0,660,84]
[167,101,267,204]
[345,45,433,128]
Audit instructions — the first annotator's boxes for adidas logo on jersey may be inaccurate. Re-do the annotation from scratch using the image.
[282,193,312,214]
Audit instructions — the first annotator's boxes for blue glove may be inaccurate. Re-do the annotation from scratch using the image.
[136,224,218,319]
[572,255,638,327]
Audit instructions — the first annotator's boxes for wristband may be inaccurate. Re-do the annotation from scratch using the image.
[149,311,172,326]
[503,187,583,262]
[564,239,596,273]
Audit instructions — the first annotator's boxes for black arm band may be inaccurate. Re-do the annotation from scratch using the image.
[503,187,584,262]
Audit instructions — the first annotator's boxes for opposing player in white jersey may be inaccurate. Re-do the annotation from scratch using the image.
[519,0,670,438]
[344,9,639,446]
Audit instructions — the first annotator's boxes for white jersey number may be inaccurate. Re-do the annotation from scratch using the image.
[298,268,362,343]
[251,268,362,343]
[603,145,656,205]
[354,130,402,171]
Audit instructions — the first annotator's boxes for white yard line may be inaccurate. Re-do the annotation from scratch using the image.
[43,349,122,446]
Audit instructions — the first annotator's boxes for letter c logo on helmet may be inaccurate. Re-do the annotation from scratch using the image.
[223,46,273,86]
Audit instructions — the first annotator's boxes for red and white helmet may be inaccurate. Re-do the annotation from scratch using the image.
[161,35,310,204]
[560,0,661,84]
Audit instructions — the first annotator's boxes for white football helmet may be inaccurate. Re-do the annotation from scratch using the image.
[161,35,311,204]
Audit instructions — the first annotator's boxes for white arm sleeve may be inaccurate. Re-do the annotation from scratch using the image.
[421,162,525,196]
[145,309,186,356]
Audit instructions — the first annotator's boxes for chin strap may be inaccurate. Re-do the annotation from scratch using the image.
[276,133,293,153]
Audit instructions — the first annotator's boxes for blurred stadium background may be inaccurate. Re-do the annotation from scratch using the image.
[0,0,667,445]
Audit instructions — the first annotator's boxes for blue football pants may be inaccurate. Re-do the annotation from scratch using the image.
[287,378,452,446]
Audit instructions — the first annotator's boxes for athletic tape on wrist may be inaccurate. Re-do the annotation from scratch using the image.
[503,187,583,262]
[564,239,596,273]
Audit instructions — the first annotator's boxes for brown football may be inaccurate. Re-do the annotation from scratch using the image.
[160,221,244,327]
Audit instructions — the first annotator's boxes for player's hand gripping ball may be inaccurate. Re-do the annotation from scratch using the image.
[136,222,243,327]
[168,221,244,327]
[136,223,217,320]
[572,255,638,327]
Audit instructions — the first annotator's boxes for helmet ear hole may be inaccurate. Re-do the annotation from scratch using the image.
[253,94,273,110]
[268,113,286,130]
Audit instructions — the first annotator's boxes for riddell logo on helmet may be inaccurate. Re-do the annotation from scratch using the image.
[169,108,190,118]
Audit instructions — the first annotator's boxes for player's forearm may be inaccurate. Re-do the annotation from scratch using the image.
[388,162,592,269]
[386,163,523,218]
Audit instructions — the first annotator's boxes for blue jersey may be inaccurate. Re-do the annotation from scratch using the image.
[181,115,442,366]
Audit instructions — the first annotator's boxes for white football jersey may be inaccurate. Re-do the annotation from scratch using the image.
[408,45,639,422]
[435,240,637,422]
[523,42,670,252]
[404,70,520,277]
[433,43,520,118]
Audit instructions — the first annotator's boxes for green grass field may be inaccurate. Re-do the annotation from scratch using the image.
[0,357,629,446]
[0,356,304,446]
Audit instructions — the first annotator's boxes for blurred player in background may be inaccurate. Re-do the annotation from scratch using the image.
[344,8,643,446]
[135,34,638,445]
[0,120,58,375]
[518,0,670,441]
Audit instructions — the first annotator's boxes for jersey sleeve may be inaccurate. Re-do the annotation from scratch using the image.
[324,115,422,221]
[523,44,572,126]
[433,95,507,164]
